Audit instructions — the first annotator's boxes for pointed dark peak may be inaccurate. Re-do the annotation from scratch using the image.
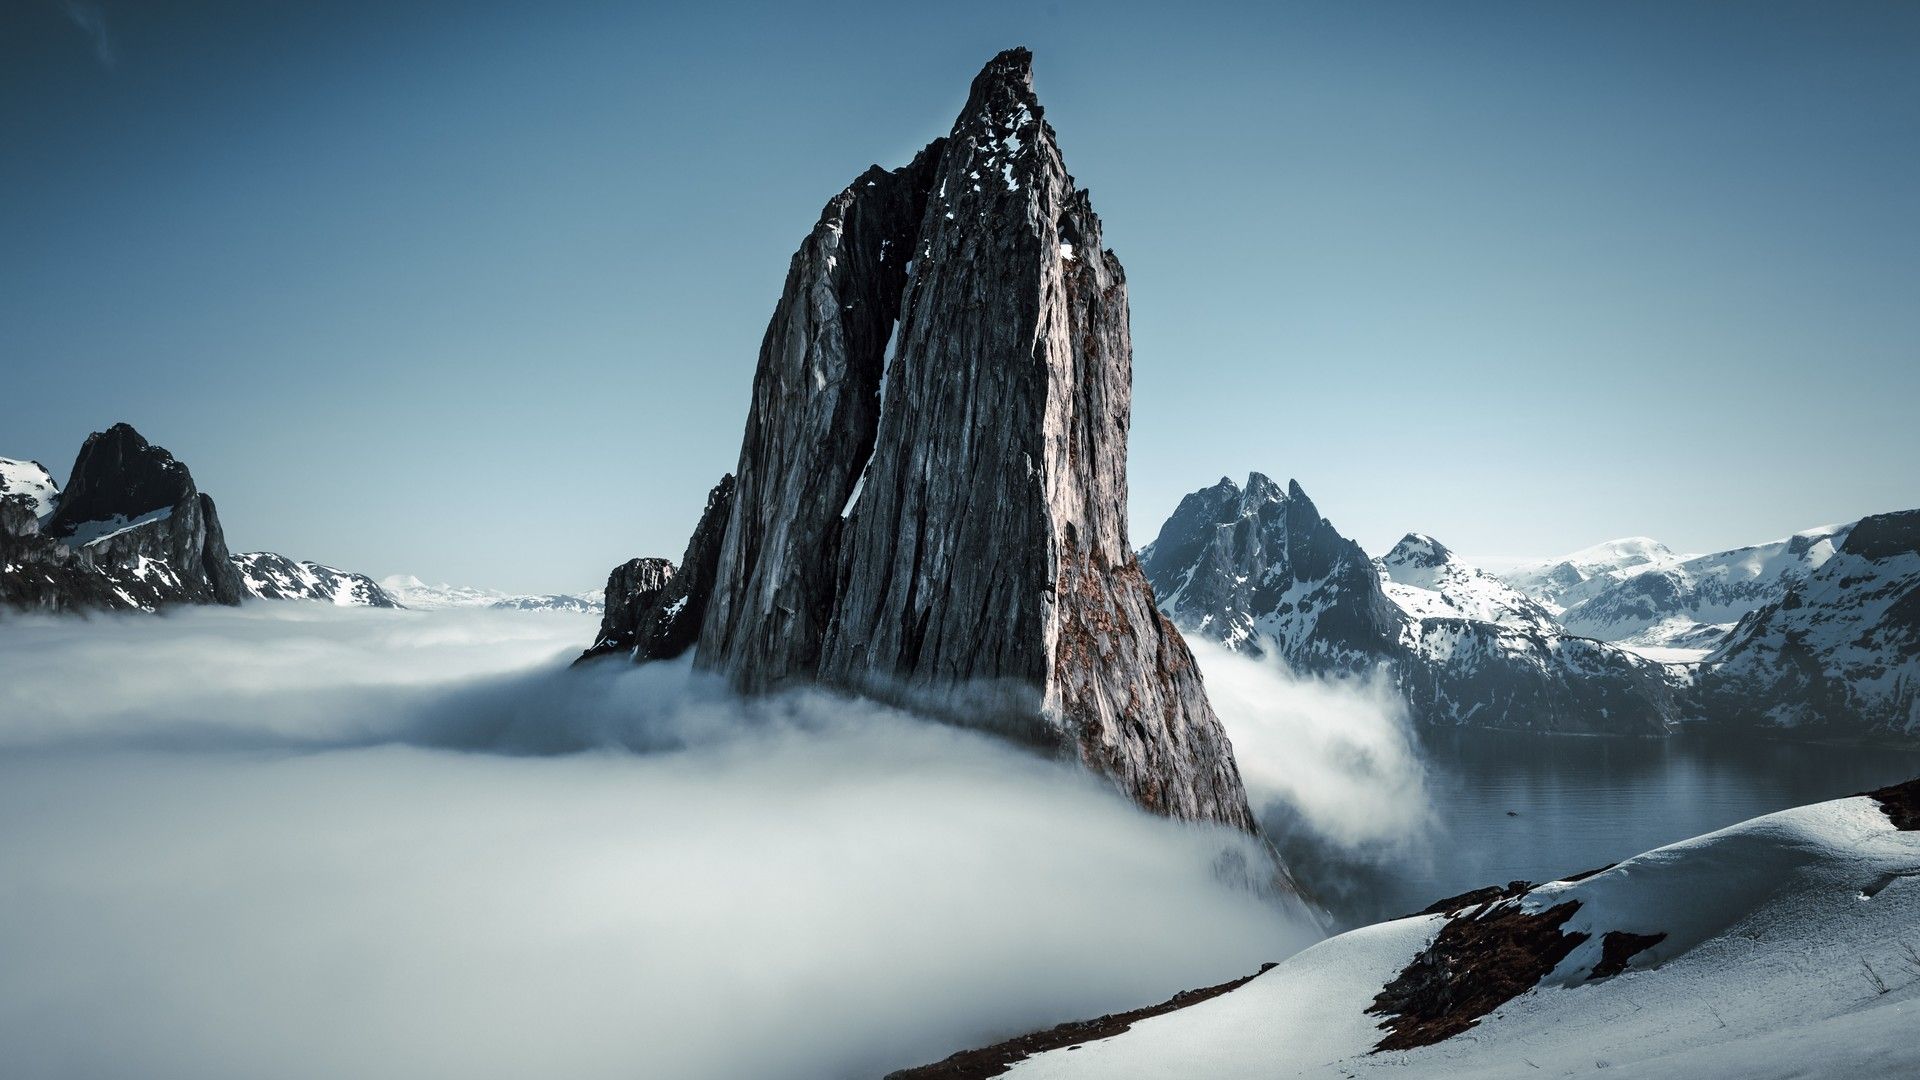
[1243,472,1283,503]
[966,47,1035,104]
[46,422,195,537]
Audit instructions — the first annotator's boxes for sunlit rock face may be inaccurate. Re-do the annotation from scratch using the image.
[583,49,1256,831]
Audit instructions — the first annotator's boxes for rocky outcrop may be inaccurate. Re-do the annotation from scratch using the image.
[583,50,1255,830]
[233,552,400,607]
[2,424,244,612]
[1691,509,1920,737]
[1141,473,1680,735]
[578,474,733,664]
[579,556,676,661]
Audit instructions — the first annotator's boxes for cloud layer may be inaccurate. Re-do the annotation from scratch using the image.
[0,605,1315,1079]
[1190,639,1435,925]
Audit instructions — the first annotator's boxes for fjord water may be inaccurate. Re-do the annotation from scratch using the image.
[1277,730,1920,928]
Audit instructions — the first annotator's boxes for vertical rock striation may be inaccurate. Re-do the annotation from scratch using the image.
[695,145,944,691]
[582,49,1255,830]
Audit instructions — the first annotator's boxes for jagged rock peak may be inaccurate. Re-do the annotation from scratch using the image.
[588,51,1258,832]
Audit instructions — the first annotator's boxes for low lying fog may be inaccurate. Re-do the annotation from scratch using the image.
[0,606,1317,1080]
[1190,639,1435,926]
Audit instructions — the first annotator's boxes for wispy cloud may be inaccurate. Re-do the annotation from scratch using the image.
[59,0,116,69]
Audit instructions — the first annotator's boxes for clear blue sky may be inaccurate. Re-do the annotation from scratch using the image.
[4,1,1915,591]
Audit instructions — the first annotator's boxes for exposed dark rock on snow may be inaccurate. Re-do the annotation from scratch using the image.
[2,424,243,612]
[583,50,1254,830]
[1141,473,1680,734]
[1368,898,1590,1052]
[233,551,400,607]
[884,962,1280,1080]
[1590,929,1667,980]
[1863,775,1920,830]
[1691,509,1920,737]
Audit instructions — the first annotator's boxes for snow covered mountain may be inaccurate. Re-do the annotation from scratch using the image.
[2,426,244,613]
[899,778,1920,1079]
[3,427,408,615]
[379,574,602,613]
[1501,537,1688,612]
[1550,523,1856,659]
[1140,475,1679,734]
[0,458,60,520]
[1692,510,1920,737]
[233,552,399,608]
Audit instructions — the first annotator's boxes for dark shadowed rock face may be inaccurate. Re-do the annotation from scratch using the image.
[695,144,944,692]
[578,475,734,665]
[579,557,676,661]
[3,424,243,612]
[583,50,1255,830]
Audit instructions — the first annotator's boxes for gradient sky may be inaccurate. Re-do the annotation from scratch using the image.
[4,1,1916,592]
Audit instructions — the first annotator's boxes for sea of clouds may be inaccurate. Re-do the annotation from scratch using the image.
[0,605,1323,1080]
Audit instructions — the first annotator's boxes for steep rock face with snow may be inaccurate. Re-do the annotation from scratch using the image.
[1141,475,1679,734]
[1556,523,1854,655]
[583,50,1254,831]
[1140,475,1400,667]
[1692,510,1920,737]
[2,425,244,612]
[233,552,400,607]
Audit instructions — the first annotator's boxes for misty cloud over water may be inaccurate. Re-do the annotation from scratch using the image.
[0,606,1316,1079]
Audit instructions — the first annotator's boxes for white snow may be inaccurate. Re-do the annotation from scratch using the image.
[62,507,174,547]
[1010,793,1920,1079]
[0,457,60,520]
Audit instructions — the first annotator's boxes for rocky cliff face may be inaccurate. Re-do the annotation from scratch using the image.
[1141,473,1680,735]
[582,50,1254,831]
[694,145,943,691]
[3,424,244,612]
[1692,509,1920,736]
[579,475,733,664]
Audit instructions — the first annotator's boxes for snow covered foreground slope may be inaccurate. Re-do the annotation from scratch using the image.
[937,784,1920,1079]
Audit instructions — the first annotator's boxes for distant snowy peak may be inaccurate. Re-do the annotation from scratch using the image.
[1695,510,1920,736]
[1376,532,1559,632]
[1501,536,1688,611]
[1142,475,1678,735]
[0,458,60,520]
[1555,521,1858,656]
[378,574,602,613]
[234,553,399,608]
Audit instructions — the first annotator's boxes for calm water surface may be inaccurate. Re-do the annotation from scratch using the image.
[1276,731,1920,929]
